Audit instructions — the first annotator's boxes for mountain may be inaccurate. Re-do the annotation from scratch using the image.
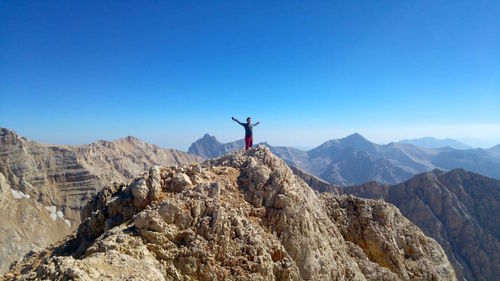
[431,148,500,179]
[489,144,500,157]
[292,134,439,185]
[188,133,437,185]
[399,137,472,150]
[294,167,500,281]
[4,146,456,280]
[74,135,203,182]
[188,134,244,158]
[0,128,202,274]
[490,144,500,152]
[188,133,500,186]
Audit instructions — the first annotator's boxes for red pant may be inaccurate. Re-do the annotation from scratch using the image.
[245,136,253,150]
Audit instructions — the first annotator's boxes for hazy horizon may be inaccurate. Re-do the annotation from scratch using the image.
[1,1,499,150]
[2,126,499,152]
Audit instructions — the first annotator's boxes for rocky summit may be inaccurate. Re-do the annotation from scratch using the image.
[4,146,456,280]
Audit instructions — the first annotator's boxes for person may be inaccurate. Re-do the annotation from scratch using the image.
[232,116,260,150]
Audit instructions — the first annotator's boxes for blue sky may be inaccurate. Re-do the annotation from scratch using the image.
[1,1,499,150]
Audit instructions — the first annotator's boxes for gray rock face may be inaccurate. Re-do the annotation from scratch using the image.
[0,128,202,274]
[188,134,245,158]
[5,146,456,280]
[189,133,500,186]
[295,167,500,281]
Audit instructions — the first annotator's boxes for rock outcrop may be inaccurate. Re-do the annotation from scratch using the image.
[295,166,500,281]
[0,128,202,274]
[4,146,456,280]
[340,170,500,281]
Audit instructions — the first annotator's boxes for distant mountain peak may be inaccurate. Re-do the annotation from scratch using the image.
[187,133,241,158]
[347,132,363,138]
[342,132,368,142]
[121,135,141,143]
[337,133,377,153]
[314,133,372,149]
[92,135,143,146]
[200,133,219,142]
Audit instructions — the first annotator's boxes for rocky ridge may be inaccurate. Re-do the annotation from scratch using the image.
[4,146,456,280]
[0,128,202,274]
[293,166,500,281]
[189,133,500,186]
[340,170,500,281]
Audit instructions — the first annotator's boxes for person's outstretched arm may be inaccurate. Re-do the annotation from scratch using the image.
[253,121,260,127]
[232,117,245,126]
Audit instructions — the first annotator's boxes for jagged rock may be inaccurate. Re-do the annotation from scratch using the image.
[338,170,500,281]
[147,166,163,201]
[0,127,202,274]
[171,172,192,192]
[323,195,454,280]
[131,179,149,210]
[4,146,456,281]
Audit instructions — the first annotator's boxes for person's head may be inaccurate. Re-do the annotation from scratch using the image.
[246,117,251,124]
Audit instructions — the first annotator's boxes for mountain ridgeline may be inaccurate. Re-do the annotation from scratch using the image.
[189,133,500,186]
[2,128,499,280]
[293,167,500,281]
[398,137,472,150]
[187,134,500,280]
[0,128,202,274]
[4,147,456,280]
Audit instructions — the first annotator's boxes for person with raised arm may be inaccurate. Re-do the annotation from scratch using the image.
[232,116,260,150]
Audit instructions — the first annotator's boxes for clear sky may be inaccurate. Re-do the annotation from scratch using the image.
[1,1,499,150]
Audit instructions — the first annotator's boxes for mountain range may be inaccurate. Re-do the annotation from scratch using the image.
[4,146,456,280]
[2,128,500,280]
[0,128,202,274]
[187,133,500,280]
[398,137,472,150]
[189,133,500,186]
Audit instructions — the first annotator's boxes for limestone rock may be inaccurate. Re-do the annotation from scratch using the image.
[131,179,149,210]
[0,127,202,274]
[171,172,192,191]
[323,195,454,280]
[4,146,456,281]
[339,170,500,281]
